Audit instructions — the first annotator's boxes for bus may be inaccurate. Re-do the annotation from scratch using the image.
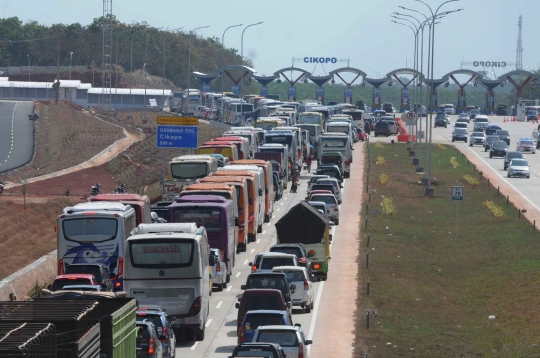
[298,112,325,127]
[318,133,352,178]
[163,155,219,201]
[88,193,152,226]
[57,202,137,291]
[181,89,202,115]
[124,223,210,341]
[255,118,286,131]
[224,101,254,126]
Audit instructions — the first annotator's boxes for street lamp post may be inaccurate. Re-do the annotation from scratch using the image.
[240,22,263,123]
[143,63,147,124]
[27,55,30,81]
[69,52,73,80]
[220,24,243,122]
[187,26,209,115]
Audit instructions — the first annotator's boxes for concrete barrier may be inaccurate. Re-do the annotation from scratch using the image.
[0,250,57,300]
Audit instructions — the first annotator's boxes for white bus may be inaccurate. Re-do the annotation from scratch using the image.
[57,202,137,291]
[125,223,210,341]
[181,89,202,115]
[224,101,254,126]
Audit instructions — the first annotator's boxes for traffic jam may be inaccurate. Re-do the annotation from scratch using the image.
[51,99,363,358]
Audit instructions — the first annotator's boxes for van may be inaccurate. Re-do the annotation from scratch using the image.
[444,104,455,115]
[224,131,257,157]
[255,118,285,131]
[124,223,210,341]
[88,193,152,226]
[219,165,266,231]
[168,195,237,281]
[210,170,261,243]
[198,177,249,252]
[198,143,239,161]
[235,289,291,333]
[231,159,274,222]
[326,121,354,147]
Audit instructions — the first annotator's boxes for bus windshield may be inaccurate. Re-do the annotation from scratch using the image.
[321,138,348,148]
[129,239,194,269]
[171,163,208,179]
[236,104,253,111]
[265,135,293,147]
[256,122,277,130]
[327,126,349,134]
[173,208,221,230]
[299,114,321,124]
[63,218,118,243]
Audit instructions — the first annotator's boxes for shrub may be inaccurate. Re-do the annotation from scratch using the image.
[436,143,446,150]
[463,174,479,187]
[483,200,505,218]
[378,173,389,185]
[375,142,384,149]
[449,157,460,168]
[27,281,46,298]
[376,156,386,165]
[382,197,395,215]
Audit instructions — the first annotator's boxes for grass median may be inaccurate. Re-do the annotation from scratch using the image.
[356,142,540,357]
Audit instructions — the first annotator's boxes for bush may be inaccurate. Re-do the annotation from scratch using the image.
[27,281,46,298]
[382,197,395,215]
[376,156,386,165]
[483,200,505,218]
[449,157,460,168]
[378,173,389,185]
[375,142,384,149]
[436,143,446,150]
[463,174,480,187]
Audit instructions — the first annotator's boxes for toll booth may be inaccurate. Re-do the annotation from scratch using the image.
[192,71,219,92]
[385,68,423,113]
[498,70,539,116]
[252,74,277,97]
[364,78,387,110]
[308,75,332,104]
[328,68,367,105]
[476,78,503,115]
[273,67,311,101]
[424,77,448,112]
[445,70,482,113]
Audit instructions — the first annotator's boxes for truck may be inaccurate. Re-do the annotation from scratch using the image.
[5,291,137,358]
[275,201,332,281]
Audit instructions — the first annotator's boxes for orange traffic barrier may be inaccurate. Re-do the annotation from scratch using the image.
[397,134,409,142]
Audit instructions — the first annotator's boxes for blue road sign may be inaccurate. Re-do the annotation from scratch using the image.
[156,125,198,148]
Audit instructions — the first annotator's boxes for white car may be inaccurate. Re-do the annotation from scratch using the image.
[507,158,530,178]
[210,249,228,291]
[272,266,314,313]
[458,113,471,123]
[316,177,342,203]
[256,253,299,274]
[252,325,312,358]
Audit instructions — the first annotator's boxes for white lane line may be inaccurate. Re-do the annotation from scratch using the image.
[205,319,213,328]
[256,239,261,243]
[272,215,275,219]
[465,146,540,212]
[277,208,280,212]
[284,197,288,200]
[243,259,249,265]
[235,272,241,278]
[190,342,199,350]
[216,301,223,309]
[281,202,284,206]
[250,249,255,253]
[226,285,232,292]
[262,230,266,235]
[267,223,271,227]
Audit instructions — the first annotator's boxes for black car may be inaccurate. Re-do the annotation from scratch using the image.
[496,130,511,145]
[231,343,287,358]
[374,121,390,136]
[273,171,283,201]
[64,263,113,291]
[136,320,165,358]
[527,110,538,121]
[382,102,394,113]
[451,129,468,142]
[241,273,295,303]
[490,141,508,158]
[485,125,502,136]
[434,113,447,128]
[269,244,313,277]
[315,165,343,183]
[136,306,176,358]
[484,135,501,151]
[504,151,523,170]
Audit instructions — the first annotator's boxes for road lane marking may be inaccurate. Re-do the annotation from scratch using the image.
[256,239,261,243]
[205,319,212,328]
[250,249,255,253]
[235,272,241,278]
[272,215,275,219]
[262,230,266,235]
[281,202,284,206]
[277,208,280,212]
[216,301,223,309]
[190,342,199,350]
[243,260,249,265]
[226,286,232,292]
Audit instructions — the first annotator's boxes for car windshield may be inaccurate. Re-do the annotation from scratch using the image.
[64,266,103,281]
[270,246,303,257]
[52,278,92,291]
[455,129,467,135]
[246,296,281,311]
[487,136,500,142]
[476,118,488,123]
[497,131,509,136]
[279,271,305,282]
[511,159,528,166]
[244,313,285,329]
[436,114,446,119]
[310,195,337,205]
[136,313,164,332]
[521,141,534,146]
[492,141,507,148]
[256,331,298,347]
[506,152,522,158]
[473,132,485,137]
[260,257,295,270]
[310,176,328,184]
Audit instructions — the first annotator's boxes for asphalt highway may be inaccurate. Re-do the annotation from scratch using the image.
[0,101,35,174]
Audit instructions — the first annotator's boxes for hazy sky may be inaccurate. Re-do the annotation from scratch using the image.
[1,0,537,82]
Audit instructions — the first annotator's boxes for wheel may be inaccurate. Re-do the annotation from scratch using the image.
[334,219,339,225]
[469,143,473,147]
[257,224,263,233]
[527,175,530,178]
[504,166,507,171]
[248,233,256,243]
[305,302,312,313]
[485,148,487,152]
[489,154,492,158]
[452,139,455,142]
[215,281,223,292]
[222,280,227,289]
[194,328,205,341]
[507,173,511,178]
[226,273,231,283]
[264,214,270,223]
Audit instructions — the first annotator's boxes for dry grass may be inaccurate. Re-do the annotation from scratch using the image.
[376,156,386,165]
[2,101,124,182]
[0,197,74,279]
[381,197,394,215]
[356,142,540,357]
[378,173,389,185]
[463,174,480,187]
[449,157,460,168]
[483,200,505,218]
[375,142,384,149]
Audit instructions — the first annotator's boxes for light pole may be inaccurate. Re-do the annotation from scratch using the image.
[143,63,147,123]
[69,52,73,80]
[240,22,263,123]
[220,23,243,122]
[91,61,95,87]
[27,54,30,81]
[187,26,209,114]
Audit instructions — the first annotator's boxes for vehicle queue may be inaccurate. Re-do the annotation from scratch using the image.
[50,97,365,358]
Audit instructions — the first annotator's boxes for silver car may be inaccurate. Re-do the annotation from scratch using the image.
[507,158,530,178]
[459,113,471,123]
[210,248,227,291]
[252,325,312,358]
[469,132,486,147]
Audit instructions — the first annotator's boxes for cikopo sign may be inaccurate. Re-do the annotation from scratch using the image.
[304,57,338,64]
[473,61,507,68]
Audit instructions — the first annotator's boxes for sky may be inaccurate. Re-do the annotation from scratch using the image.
[0,0,537,83]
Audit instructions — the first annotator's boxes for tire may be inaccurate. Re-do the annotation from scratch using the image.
[489,154,492,158]
[305,303,312,313]
[194,328,205,341]
[469,143,473,147]
[248,233,256,243]
[527,175,530,178]
[334,219,339,225]
[507,173,511,178]
[226,273,231,283]
[452,139,455,142]
[257,224,263,233]
[215,281,223,292]
[223,280,227,289]
[264,214,270,223]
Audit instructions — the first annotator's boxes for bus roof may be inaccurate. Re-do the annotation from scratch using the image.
[183,183,234,191]
[299,112,323,116]
[171,155,217,163]
[62,201,132,214]
[89,193,148,202]
[199,177,247,184]
[134,223,199,235]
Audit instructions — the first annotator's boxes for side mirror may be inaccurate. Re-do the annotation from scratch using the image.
[241,285,246,290]
[305,340,313,345]
[209,256,216,266]
[290,284,296,290]
[235,303,240,309]
[47,284,52,290]
[329,234,333,241]
[222,257,229,263]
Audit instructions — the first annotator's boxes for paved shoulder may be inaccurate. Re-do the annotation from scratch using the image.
[0,101,34,173]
